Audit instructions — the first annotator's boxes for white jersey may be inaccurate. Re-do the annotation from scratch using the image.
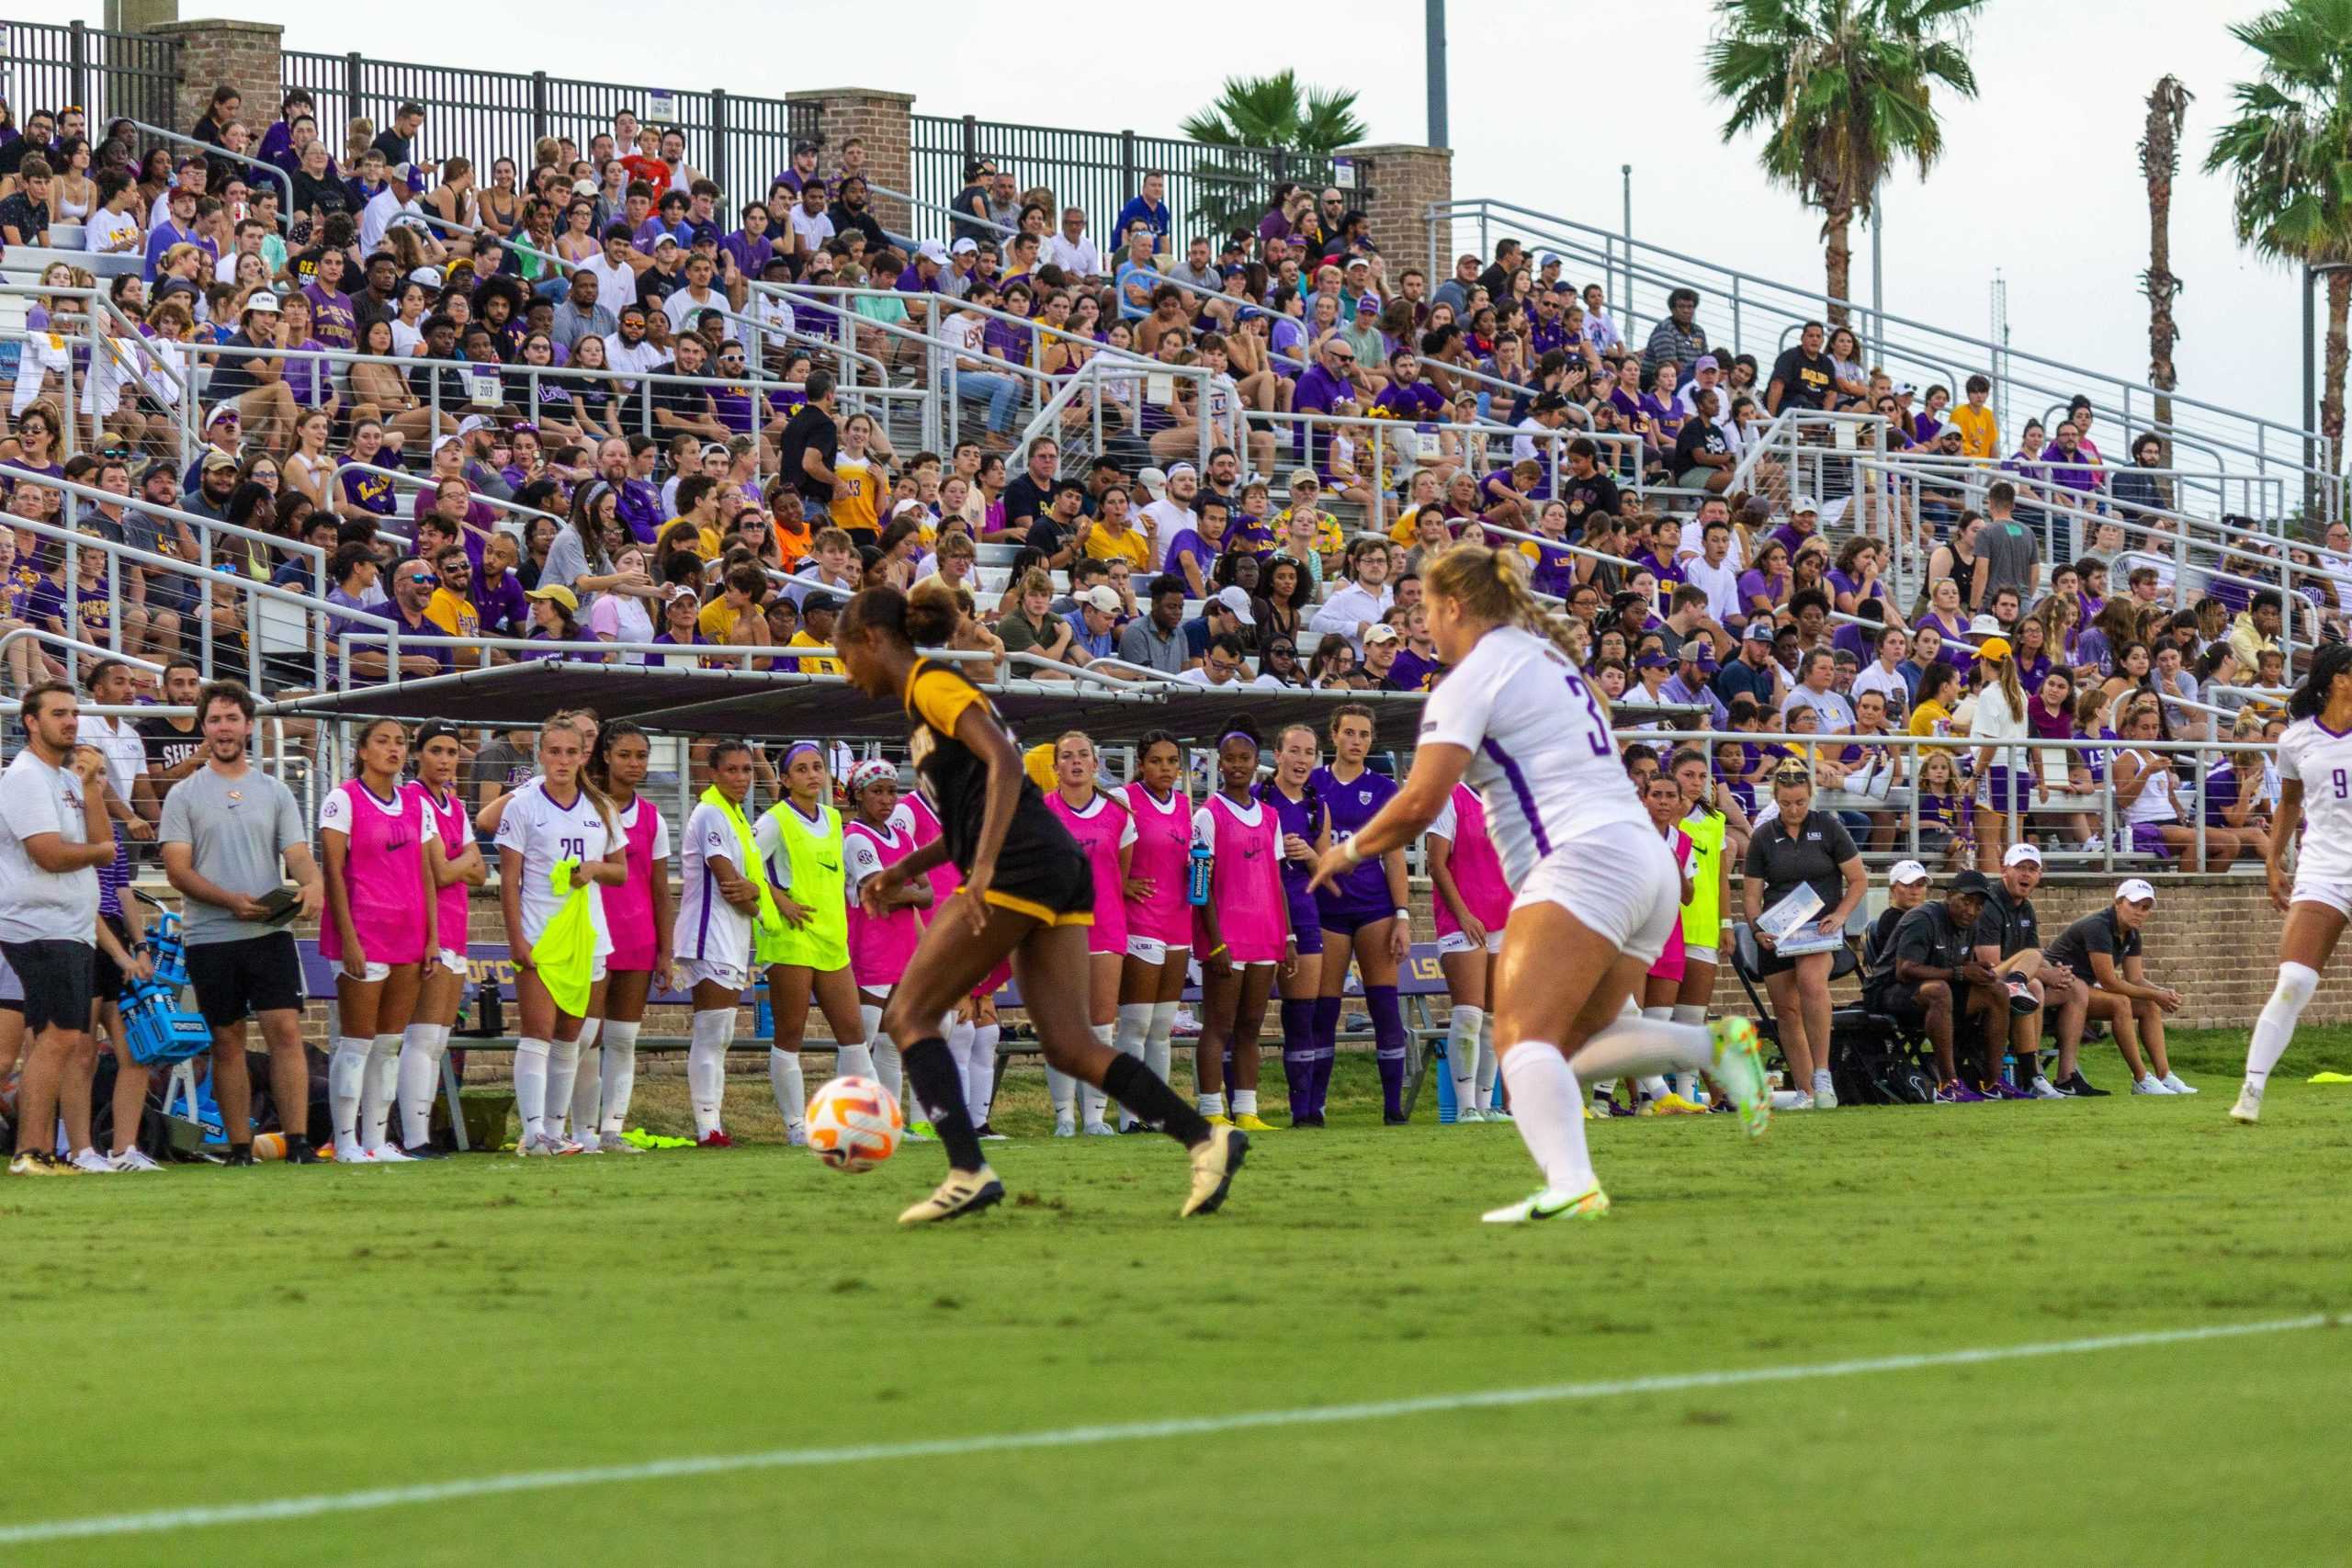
[2120,749,2179,827]
[1418,623,1647,885]
[494,779,616,952]
[674,799,756,967]
[2278,716,2352,884]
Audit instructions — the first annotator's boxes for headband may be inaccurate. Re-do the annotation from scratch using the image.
[782,740,824,768]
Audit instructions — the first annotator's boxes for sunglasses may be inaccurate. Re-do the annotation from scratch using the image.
[404,573,438,589]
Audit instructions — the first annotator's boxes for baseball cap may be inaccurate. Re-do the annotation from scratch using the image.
[652,233,681,251]
[1744,620,1774,641]
[1538,252,1562,267]
[1889,860,1930,886]
[951,237,978,255]
[1977,636,2014,660]
[1532,391,1569,413]
[1165,462,1197,479]
[1355,293,1380,312]
[2003,841,2043,867]
[1792,495,1819,515]
[571,178,599,197]
[524,583,578,613]
[1634,651,1671,670]
[1694,354,1720,372]
[1894,382,1917,397]
[2117,878,2157,905]
[458,414,492,437]
[1136,467,1169,502]
[1287,468,1320,493]
[431,434,459,455]
[916,239,949,265]
[389,161,420,185]
[1213,585,1256,626]
[242,291,280,315]
[407,265,445,291]
[1364,623,1400,645]
[200,449,239,472]
[802,591,841,615]
[1081,584,1123,614]
[1948,869,1993,897]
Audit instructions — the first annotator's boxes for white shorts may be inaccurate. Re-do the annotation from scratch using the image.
[1436,929,1505,956]
[1684,943,1719,967]
[435,947,468,977]
[677,957,751,993]
[1125,934,1182,966]
[343,961,393,983]
[1510,826,1682,966]
[2289,875,2352,919]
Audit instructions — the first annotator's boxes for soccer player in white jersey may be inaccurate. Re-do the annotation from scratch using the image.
[1308,545,1771,1223]
[2236,642,2352,1123]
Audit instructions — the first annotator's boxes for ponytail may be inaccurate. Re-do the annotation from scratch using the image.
[2290,640,2352,720]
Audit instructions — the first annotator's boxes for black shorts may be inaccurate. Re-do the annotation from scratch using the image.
[185,932,306,1027]
[1871,986,1935,1037]
[0,939,96,1036]
[90,914,129,1004]
[977,834,1097,929]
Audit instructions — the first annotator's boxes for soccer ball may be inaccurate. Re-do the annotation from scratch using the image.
[806,1075,904,1172]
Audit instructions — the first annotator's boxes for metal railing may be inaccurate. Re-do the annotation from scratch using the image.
[122,118,296,228]
[0,21,178,135]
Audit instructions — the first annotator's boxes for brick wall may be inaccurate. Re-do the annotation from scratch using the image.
[151,18,281,146]
[786,88,915,236]
[1340,142,1451,285]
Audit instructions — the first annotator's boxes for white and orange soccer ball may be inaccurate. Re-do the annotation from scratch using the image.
[805,1075,904,1172]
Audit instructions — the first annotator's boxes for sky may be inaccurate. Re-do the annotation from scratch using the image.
[13,0,2317,441]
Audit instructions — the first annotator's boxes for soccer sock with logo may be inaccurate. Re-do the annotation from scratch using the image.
[1046,1064,1078,1123]
[686,1010,732,1137]
[768,1047,807,1132]
[329,1036,368,1153]
[1446,1004,1483,1110]
[1499,1043,1598,1194]
[1477,1010,1499,1109]
[967,1022,1001,1123]
[1671,1003,1710,1101]
[1102,1052,1212,1147]
[513,1038,550,1141]
[568,1019,602,1141]
[903,1036,984,1171]
[1365,985,1408,1117]
[2247,962,2319,1089]
[598,1020,641,1134]
[1279,998,1318,1121]
[1310,995,1344,1116]
[396,1021,448,1149]
[1080,1023,1114,1127]
[543,1037,582,1142]
[360,1032,401,1151]
[1575,1014,1715,1082]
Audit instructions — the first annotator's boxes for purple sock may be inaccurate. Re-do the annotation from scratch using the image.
[1366,985,1407,1119]
[1279,998,1317,1121]
[1311,995,1343,1117]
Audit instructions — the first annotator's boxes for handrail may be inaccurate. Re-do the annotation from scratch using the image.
[335,457,565,540]
[864,182,1020,240]
[0,627,165,677]
[126,119,297,231]
[6,468,329,592]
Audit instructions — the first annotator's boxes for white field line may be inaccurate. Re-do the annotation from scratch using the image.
[3,1312,2335,1545]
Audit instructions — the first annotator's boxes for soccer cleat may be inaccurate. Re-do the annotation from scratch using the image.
[597,1132,644,1155]
[976,1122,1009,1141]
[1171,1008,1203,1037]
[2230,1081,2264,1124]
[1181,1124,1248,1218]
[1707,1017,1771,1138]
[1202,1112,1233,1128]
[70,1148,116,1174]
[571,1138,604,1156]
[365,1144,417,1164]
[1486,1105,1511,1121]
[1053,1114,1078,1138]
[1454,1105,1486,1124]
[1081,1120,1120,1136]
[1480,1185,1611,1224]
[401,1142,452,1160]
[907,1121,937,1140]
[1383,1111,1411,1126]
[2131,1075,2174,1096]
[2159,1072,2199,1095]
[108,1147,165,1172]
[785,1123,809,1147]
[2028,1076,2066,1100]
[220,1148,256,1168]
[9,1150,73,1176]
[1813,1079,1839,1111]
[1640,1092,1711,1116]
[898,1166,1006,1225]
[696,1130,736,1149]
[1232,1113,1275,1132]
[332,1141,367,1164]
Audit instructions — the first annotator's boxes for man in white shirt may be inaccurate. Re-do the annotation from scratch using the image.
[1679,513,1744,625]
[600,305,667,392]
[1850,626,1911,716]
[786,181,834,257]
[662,250,731,338]
[1043,207,1103,278]
[74,660,153,845]
[359,163,424,256]
[1136,462,1203,571]
[1512,393,1571,467]
[578,225,647,326]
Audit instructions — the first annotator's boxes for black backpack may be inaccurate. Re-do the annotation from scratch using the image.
[1832,1007,1937,1105]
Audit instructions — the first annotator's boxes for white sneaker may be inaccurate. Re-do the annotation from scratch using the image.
[2159,1072,2199,1095]
[2131,1075,2174,1095]
[1171,1008,1202,1037]
[1053,1115,1077,1138]
[2230,1081,2264,1123]
[1770,1089,1815,1111]
[365,1144,417,1164]
[599,1131,646,1154]
[1080,1120,1118,1136]
[785,1122,809,1147]
[1454,1105,1486,1123]
[334,1139,368,1163]
[1811,1071,1838,1110]
[107,1146,164,1172]
[571,1134,605,1155]
[70,1148,116,1173]
[2028,1076,2066,1100]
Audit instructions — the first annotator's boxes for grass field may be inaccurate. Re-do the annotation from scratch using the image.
[8,1026,2350,1565]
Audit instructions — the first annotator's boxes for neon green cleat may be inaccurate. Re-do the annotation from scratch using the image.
[1709,1016,1772,1139]
[1480,1185,1610,1224]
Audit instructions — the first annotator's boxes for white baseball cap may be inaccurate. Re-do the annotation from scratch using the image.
[951,237,978,256]
[1364,623,1399,645]
[915,239,949,265]
[1213,585,1255,626]
[1081,585,1123,614]
[1889,860,1929,886]
[1792,495,1819,515]
[2003,841,2042,867]
[458,414,492,437]
[2117,878,2157,905]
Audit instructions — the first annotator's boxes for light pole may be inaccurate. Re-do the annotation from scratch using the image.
[1426,0,1448,149]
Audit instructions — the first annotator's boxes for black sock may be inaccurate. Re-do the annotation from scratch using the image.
[903,1038,986,1172]
[230,1140,252,1158]
[1102,1054,1211,1148]
[284,1134,311,1155]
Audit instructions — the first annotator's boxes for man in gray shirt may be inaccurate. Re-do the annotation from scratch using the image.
[1971,479,2040,612]
[1115,574,1190,677]
[159,681,324,1165]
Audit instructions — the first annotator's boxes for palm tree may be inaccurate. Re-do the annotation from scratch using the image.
[1180,72,1367,237]
[2140,76,2193,457]
[2206,0,2352,505]
[1705,0,1984,325]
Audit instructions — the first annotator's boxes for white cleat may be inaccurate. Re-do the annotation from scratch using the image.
[1454,1105,1487,1123]
[1080,1121,1119,1136]
[107,1146,164,1172]
[1480,1185,1610,1224]
[2159,1072,2199,1096]
[1053,1115,1077,1138]
[364,1144,416,1164]
[1770,1089,1815,1111]
[2131,1076,2175,1096]
[2230,1081,2264,1124]
[70,1148,118,1174]
[599,1131,646,1154]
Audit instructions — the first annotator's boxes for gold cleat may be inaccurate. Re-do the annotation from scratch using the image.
[1181,1124,1249,1217]
[897,1166,1006,1226]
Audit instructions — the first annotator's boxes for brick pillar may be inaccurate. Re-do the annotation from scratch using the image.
[786,87,916,235]
[152,17,281,141]
[1340,142,1453,282]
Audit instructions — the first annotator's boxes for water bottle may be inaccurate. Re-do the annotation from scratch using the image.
[1186,841,1214,907]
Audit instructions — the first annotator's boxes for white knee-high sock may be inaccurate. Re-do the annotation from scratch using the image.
[1080,1021,1114,1127]
[1499,1043,1598,1194]
[769,1047,808,1131]
[1446,1004,1484,1101]
[329,1036,368,1152]
[834,1040,876,1080]
[569,1018,602,1141]
[598,1020,641,1134]
[1046,1063,1078,1121]
[946,1017,978,1116]
[862,1003,903,1105]
[2247,962,2319,1089]
[1476,1011,1498,1107]
[543,1037,582,1141]
[396,1021,448,1148]
[361,1032,401,1151]
[687,1010,732,1137]
[514,1038,550,1141]
[1670,1003,1709,1101]
[967,1022,1000,1124]
[1634,1008,1676,1100]
[1114,1001,1151,1126]
[1145,999,1179,1084]
[1576,1015,1716,1083]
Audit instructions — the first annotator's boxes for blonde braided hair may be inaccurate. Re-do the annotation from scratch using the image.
[1423,542,1595,679]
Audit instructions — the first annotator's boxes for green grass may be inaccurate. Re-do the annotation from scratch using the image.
[8,1028,2351,1565]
